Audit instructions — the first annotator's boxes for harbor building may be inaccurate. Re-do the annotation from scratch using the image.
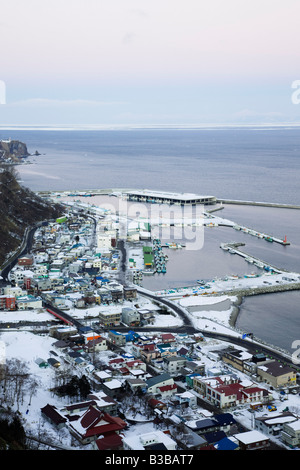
[124,189,216,206]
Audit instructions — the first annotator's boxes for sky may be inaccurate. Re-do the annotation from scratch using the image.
[0,0,300,127]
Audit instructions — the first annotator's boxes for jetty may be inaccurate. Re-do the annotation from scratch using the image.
[220,242,284,273]
[233,224,290,246]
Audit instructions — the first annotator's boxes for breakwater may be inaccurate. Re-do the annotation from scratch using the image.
[217,199,300,210]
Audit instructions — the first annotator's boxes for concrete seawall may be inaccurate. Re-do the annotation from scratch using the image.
[228,283,300,327]
[217,199,300,210]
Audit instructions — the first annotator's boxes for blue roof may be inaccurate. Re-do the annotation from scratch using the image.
[203,431,227,444]
[214,437,239,451]
[213,413,236,426]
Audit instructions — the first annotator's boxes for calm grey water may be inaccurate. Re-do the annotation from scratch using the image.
[2,127,300,353]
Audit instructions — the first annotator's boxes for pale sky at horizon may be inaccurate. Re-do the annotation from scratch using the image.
[1,0,300,126]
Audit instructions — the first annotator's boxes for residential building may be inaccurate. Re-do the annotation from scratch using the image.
[69,405,126,445]
[98,310,121,327]
[123,430,177,451]
[281,419,300,447]
[221,347,253,373]
[146,373,174,395]
[233,430,270,450]
[257,361,297,388]
[175,390,197,408]
[193,375,268,409]
[16,295,43,310]
[101,379,124,399]
[121,307,140,326]
[123,287,137,300]
[255,412,298,437]
[108,330,126,346]
[41,404,67,429]
[163,356,186,374]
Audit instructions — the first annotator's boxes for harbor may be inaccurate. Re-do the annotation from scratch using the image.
[49,188,300,308]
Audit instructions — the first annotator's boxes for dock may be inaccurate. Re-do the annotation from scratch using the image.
[220,242,284,273]
[233,224,290,245]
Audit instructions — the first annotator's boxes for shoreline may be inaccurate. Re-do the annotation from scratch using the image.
[229,295,243,328]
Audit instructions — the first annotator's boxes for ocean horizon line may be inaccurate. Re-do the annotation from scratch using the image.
[1,122,300,131]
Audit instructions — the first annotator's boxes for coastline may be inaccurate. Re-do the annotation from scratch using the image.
[229,295,243,328]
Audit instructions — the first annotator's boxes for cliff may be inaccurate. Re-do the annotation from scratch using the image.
[0,139,30,163]
[0,167,63,267]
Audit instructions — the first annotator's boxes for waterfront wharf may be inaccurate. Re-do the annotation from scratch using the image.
[220,242,285,273]
[41,188,217,206]
[233,224,290,245]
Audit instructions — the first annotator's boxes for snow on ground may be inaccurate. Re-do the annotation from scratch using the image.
[1,324,300,450]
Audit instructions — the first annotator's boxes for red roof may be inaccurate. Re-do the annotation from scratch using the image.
[72,406,126,440]
[95,432,123,450]
[161,333,176,342]
[158,383,177,393]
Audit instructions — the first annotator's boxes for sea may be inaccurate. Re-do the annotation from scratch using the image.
[2,125,300,354]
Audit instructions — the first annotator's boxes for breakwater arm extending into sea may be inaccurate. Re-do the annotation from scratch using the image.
[216,199,300,210]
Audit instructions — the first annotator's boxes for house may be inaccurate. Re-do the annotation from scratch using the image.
[41,404,67,429]
[122,430,177,451]
[185,418,219,435]
[62,400,98,417]
[255,411,298,437]
[125,378,147,393]
[257,361,297,388]
[93,370,112,385]
[123,287,137,300]
[193,375,269,409]
[203,430,227,446]
[87,392,119,415]
[69,405,127,445]
[163,356,186,374]
[148,398,168,413]
[121,307,140,326]
[213,413,236,433]
[281,419,300,447]
[233,430,270,450]
[139,343,160,363]
[85,336,107,353]
[18,255,33,266]
[175,390,197,408]
[101,379,124,399]
[146,373,174,395]
[108,357,125,370]
[108,330,126,346]
[161,333,176,344]
[98,310,121,327]
[221,346,253,373]
[93,432,123,451]
[181,360,205,376]
[157,383,178,399]
[214,436,239,451]
[125,359,147,373]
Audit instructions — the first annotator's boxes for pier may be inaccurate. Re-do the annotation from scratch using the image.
[233,224,290,246]
[220,242,284,273]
